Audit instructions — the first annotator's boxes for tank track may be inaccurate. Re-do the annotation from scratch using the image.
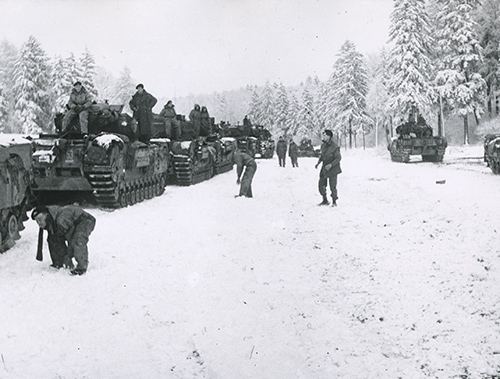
[390,149,411,163]
[172,155,214,186]
[86,166,167,208]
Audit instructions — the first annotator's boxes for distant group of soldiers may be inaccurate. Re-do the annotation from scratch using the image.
[276,136,299,168]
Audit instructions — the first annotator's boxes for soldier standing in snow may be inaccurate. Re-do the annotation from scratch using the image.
[315,130,342,206]
[288,139,299,167]
[188,104,202,137]
[62,81,93,134]
[31,205,96,276]
[129,84,157,143]
[233,149,257,198]
[276,136,287,167]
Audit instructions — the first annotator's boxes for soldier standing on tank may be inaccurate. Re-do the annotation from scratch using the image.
[200,106,211,135]
[189,104,202,137]
[129,84,157,143]
[159,100,180,139]
[233,149,257,198]
[31,205,96,276]
[289,139,299,168]
[276,136,287,167]
[315,130,342,206]
[62,81,93,134]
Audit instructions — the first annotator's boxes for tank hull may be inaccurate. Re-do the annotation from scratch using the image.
[0,139,32,253]
[389,137,447,163]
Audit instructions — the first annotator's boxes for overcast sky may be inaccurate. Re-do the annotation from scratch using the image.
[0,0,393,97]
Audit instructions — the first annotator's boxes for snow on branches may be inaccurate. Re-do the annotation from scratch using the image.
[387,0,434,119]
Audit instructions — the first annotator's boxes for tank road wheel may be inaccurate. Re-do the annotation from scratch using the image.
[138,186,145,202]
[147,183,153,199]
[119,189,128,208]
[159,176,166,195]
[130,188,137,205]
[152,180,159,197]
[7,213,21,242]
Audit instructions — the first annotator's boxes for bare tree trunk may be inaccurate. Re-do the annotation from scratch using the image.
[348,119,353,149]
[385,119,392,147]
[438,94,444,137]
[389,116,393,138]
[463,115,469,145]
[375,118,379,148]
[363,132,366,150]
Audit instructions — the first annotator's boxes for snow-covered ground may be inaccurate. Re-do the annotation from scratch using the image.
[1,146,499,378]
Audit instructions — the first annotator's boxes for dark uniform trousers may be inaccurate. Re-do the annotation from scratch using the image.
[48,216,96,270]
[318,167,338,201]
[240,164,257,197]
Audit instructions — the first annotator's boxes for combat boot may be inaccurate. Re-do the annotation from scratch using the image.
[70,268,86,276]
[318,196,329,206]
[331,197,337,207]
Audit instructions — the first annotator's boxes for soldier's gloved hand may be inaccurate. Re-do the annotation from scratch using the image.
[324,163,332,171]
[236,178,241,185]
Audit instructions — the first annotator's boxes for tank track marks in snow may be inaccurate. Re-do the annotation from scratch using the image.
[87,166,167,208]
[172,154,214,186]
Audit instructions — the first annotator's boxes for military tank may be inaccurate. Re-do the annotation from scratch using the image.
[297,138,320,157]
[220,123,274,158]
[0,136,33,253]
[31,103,171,208]
[484,134,500,174]
[388,116,447,163]
[169,115,232,185]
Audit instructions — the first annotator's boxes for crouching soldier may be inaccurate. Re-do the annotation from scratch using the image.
[233,149,257,198]
[31,205,96,276]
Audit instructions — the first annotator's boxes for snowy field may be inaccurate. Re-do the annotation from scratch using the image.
[1,146,499,378]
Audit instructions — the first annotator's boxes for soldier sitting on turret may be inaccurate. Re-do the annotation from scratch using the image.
[159,100,180,139]
[62,81,93,134]
[200,106,211,136]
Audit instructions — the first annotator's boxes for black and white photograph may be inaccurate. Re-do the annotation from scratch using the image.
[0,0,499,377]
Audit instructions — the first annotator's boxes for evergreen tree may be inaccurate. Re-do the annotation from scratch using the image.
[0,40,19,132]
[475,0,500,117]
[0,87,8,132]
[248,88,263,125]
[295,86,316,139]
[112,66,135,112]
[285,92,299,137]
[65,53,83,87]
[274,83,289,134]
[366,48,390,146]
[435,0,486,144]
[328,40,370,148]
[80,48,98,99]
[51,56,72,114]
[387,0,434,121]
[215,92,228,121]
[12,36,52,134]
[259,81,276,132]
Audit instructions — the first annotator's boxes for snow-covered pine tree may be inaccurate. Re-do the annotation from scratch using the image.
[80,48,98,99]
[112,66,135,112]
[274,83,289,135]
[366,48,390,147]
[248,87,263,125]
[475,0,500,117]
[387,0,434,124]
[215,92,228,121]
[0,40,19,132]
[434,0,486,144]
[328,40,370,148]
[51,56,73,114]
[295,86,316,140]
[0,87,8,132]
[65,53,83,88]
[259,81,276,132]
[285,92,299,137]
[12,36,52,134]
